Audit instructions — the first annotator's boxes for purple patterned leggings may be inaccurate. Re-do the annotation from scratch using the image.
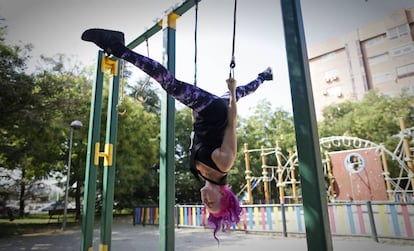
[120,49,265,113]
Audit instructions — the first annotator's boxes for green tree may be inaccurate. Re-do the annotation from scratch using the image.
[233,100,296,203]
[319,90,414,179]
[114,94,160,208]
[0,20,91,215]
[33,54,91,218]
[319,90,414,148]
[174,107,202,203]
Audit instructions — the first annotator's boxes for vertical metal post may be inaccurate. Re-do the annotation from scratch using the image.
[280,0,333,250]
[366,201,379,242]
[159,12,178,251]
[63,120,82,230]
[280,203,288,237]
[62,127,74,230]
[100,59,121,251]
[81,51,105,251]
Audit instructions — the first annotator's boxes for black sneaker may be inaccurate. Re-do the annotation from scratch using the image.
[81,28,125,56]
[258,67,273,81]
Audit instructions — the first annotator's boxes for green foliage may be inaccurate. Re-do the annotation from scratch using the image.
[319,90,414,179]
[114,95,160,207]
[232,99,296,200]
[174,108,202,203]
[0,20,91,215]
[319,90,414,148]
[126,78,160,114]
[3,12,412,212]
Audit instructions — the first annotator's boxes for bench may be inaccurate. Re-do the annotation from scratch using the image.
[48,208,77,223]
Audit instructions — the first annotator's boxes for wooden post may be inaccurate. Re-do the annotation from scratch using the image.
[261,146,270,204]
[275,141,285,204]
[325,151,335,202]
[399,118,414,191]
[290,151,298,203]
[244,143,253,204]
[380,147,394,201]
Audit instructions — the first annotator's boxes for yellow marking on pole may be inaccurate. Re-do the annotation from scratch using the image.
[162,12,180,30]
[94,143,113,166]
[101,55,118,76]
[99,244,108,251]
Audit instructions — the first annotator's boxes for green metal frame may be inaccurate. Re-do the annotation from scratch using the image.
[81,0,333,250]
[81,51,121,251]
[80,2,198,251]
[81,50,104,251]
[280,0,333,250]
[159,12,179,251]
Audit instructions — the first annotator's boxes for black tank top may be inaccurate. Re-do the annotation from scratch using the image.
[189,99,228,185]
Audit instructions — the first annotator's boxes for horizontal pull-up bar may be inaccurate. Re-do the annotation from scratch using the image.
[126,0,201,50]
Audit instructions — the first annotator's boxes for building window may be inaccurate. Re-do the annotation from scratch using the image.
[324,69,339,83]
[367,53,389,65]
[322,86,343,98]
[387,24,409,40]
[372,72,393,84]
[396,63,414,78]
[321,52,336,62]
[391,43,414,58]
[365,35,385,48]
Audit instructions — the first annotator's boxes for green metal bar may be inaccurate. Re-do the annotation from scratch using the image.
[81,50,105,251]
[100,60,121,251]
[126,23,162,50]
[159,14,177,251]
[280,0,333,251]
[125,0,200,50]
[174,0,200,16]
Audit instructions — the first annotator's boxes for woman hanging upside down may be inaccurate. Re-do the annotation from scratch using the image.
[81,28,273,242]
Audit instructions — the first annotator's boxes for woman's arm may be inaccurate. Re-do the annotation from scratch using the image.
[212,78,237,172]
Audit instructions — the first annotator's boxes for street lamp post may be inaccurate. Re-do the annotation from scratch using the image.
[62,120,83,230]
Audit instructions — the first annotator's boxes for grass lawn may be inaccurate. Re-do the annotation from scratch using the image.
[0,212,80,237]
[0,212,132,237]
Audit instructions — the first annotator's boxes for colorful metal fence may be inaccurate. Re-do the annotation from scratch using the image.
[134,202,414,241]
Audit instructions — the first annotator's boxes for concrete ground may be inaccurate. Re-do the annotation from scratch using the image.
[0,220,413,251]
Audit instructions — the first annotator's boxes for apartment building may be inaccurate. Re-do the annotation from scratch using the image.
[308,6,414,121]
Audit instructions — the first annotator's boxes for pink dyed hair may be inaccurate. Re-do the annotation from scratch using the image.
[206,185,242,243]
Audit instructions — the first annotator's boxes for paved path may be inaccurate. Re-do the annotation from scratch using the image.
[0,221,413,251]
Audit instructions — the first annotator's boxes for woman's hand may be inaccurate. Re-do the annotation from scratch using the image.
[226,78,237,93]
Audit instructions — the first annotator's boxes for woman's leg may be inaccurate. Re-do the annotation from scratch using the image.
[220,68,272,105]
[81,28,219,113]
[220,77,264,105]
[121,49,219,113]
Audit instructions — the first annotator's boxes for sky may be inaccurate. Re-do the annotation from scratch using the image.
[0,0,413,118]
